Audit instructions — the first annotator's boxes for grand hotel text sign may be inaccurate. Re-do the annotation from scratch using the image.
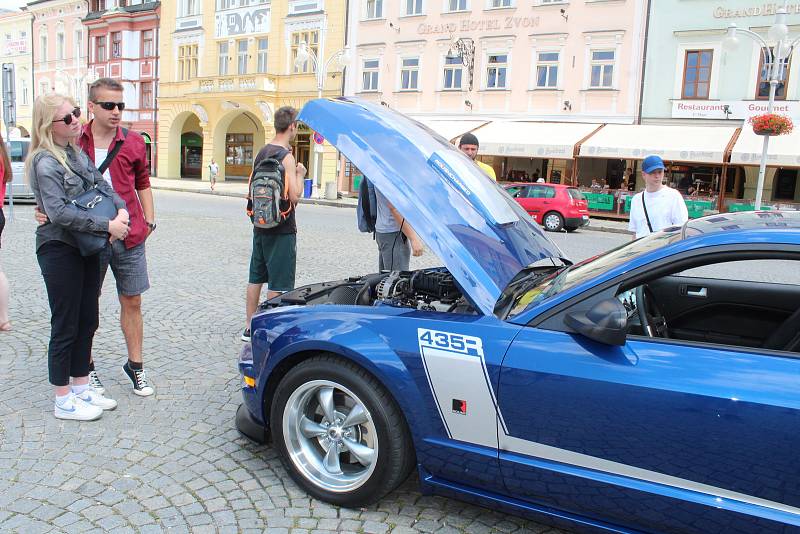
[714,3,800,18]
[417,16,540,35]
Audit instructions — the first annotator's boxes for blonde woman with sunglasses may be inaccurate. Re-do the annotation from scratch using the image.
[0,130,11,332]
[27,94,129,421]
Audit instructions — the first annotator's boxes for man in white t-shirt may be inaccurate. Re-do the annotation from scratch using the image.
[628,155,689,239]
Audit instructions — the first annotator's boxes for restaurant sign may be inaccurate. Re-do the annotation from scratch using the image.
[672,100,800,120]
[3,39,27,55]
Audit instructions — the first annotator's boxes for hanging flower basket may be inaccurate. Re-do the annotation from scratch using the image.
[749,113,794,136]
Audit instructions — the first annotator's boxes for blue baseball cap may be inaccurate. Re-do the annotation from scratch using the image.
[642,155,665,174]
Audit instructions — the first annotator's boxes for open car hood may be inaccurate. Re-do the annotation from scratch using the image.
[298,98,567,316]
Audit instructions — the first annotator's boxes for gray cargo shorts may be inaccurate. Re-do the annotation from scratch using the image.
[99,240,150,296]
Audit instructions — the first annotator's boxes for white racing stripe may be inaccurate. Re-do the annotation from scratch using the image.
[418,328,800,521]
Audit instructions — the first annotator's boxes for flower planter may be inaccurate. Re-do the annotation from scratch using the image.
[749,114,794,136]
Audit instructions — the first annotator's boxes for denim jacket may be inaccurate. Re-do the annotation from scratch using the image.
[31,145,127,252]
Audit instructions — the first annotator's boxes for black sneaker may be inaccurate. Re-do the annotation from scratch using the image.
[122,362,154,397]
[241,328,251,342]
[88,370,106,395]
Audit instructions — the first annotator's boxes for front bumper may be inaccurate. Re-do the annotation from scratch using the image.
[235,403,269,444]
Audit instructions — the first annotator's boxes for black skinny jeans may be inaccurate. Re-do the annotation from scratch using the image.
[37,241,103,386]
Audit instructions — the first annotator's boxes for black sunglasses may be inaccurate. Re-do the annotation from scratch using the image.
[52,107,81,125]
[94,101,125,111]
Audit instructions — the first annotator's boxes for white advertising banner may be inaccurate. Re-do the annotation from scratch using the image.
[672,100,800,120]
[215,5,271,38]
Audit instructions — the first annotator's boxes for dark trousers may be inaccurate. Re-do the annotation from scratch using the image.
[37,241,103,386]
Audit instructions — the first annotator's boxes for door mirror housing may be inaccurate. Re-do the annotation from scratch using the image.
[564,298,628,346]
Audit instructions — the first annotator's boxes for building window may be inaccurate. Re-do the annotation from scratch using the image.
[289,0,320,14]
[142,30,154,57]
[447,0,467,11]
[91,0,106,11]
[111,32,122,58]
[226,133,254,168]
[40,81,49,96]
[56,32,65,60]
[757,47,790,100]
[535,51,559,88]
[74,29,82,60]
[96,36,106,62]
[237,39,248,74]
[681,50,712,99]
[180,0,199,16]
[257,38,268,73]
[292,30,318,74]
[486,54,508,89]
[400,57,419,90]
[490,0,512,7]
[404,0,422,15]
[216,0,236,9]
[589,49,615,89]
[365,0,383,19]
[141,81,153,108]
[40,35,47,63]
[218,41,229,75]
[443,56,462,90]
[178,44,198,80]
[362,58,379,91]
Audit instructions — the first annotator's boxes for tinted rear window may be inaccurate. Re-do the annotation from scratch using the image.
[7,141,28,163]
[567,188,585,200]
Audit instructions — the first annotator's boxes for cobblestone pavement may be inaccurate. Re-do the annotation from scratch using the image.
[0,192,628,534]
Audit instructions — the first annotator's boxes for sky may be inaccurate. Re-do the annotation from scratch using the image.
[4,0,27,10]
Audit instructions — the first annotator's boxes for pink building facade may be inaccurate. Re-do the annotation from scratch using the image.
[345,0,647,123]
[29,0,90,108]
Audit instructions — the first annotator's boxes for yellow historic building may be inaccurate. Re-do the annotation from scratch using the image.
[0,9,33,139]
[156,0,346,189]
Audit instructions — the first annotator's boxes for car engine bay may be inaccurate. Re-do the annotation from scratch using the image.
[261,268,476,315]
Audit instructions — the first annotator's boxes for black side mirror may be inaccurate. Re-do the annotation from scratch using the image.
[564,298,628,346]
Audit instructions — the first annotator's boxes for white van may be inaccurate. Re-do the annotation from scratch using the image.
[4,138,33,201]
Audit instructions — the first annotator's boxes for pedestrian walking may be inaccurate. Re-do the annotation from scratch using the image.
[28,93,127,420]
[458,133,496,180]
[209,158,219,191]
[243,106,306,342]
[628,155,689,239]
[0,131,11,332]
[35,78,156,396]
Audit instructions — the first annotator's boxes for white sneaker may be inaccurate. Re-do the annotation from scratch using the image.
[54,395,103,421]
[76,388,118,411]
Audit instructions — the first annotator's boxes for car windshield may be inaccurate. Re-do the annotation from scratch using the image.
[507,228,685,318]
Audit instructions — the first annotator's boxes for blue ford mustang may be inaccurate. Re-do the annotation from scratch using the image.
[237,98,800,533]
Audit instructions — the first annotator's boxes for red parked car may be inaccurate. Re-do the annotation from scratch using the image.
[503,182,590,232]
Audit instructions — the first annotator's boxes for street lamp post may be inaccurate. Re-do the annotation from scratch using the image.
[294,42,350,197]
[722,4,800,210]
[446,37,476,92]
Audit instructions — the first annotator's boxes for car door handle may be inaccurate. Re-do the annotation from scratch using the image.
[686,286,707,298]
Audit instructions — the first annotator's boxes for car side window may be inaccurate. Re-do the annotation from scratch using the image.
[677,260,800,285]
[529,186,545,198]
[543,186,556,199]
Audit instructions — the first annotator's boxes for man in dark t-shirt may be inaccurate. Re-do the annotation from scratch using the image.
[242,106,306,342]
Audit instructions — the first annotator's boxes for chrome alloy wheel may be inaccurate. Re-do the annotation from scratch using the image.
[282,380,378,493]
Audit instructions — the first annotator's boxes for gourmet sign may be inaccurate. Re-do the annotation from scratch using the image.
[417,15,540,35]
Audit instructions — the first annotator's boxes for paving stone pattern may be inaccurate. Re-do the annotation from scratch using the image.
[0,192,626,533]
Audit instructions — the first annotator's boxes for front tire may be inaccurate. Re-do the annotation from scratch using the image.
[270,355,415,507]
[543,211,564,232]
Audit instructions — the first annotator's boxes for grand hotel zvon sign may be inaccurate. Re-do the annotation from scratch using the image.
[417,16,540,35]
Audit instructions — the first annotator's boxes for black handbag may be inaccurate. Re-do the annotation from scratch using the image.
[67,159,117,257]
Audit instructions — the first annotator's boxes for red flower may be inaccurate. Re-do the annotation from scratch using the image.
[749,114,794,135]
